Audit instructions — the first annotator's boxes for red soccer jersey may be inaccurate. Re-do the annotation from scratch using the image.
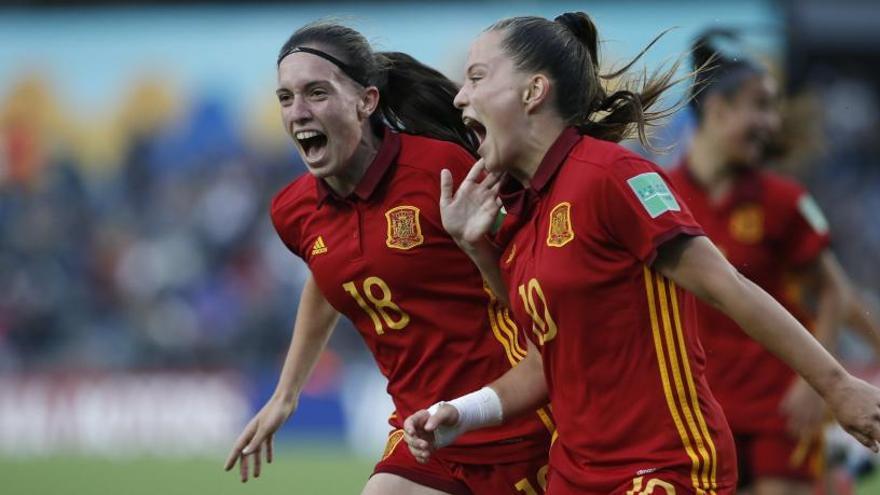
[497,128,737,493]
[668,163,831,434]
[270,129,552,464]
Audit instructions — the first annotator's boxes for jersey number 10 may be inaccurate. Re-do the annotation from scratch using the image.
[518,278,558,345]
[343,277,411,335]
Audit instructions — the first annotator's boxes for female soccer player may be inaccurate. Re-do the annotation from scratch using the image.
[402,12,880,495]
[223,22,552,495]
[667,29,880,495]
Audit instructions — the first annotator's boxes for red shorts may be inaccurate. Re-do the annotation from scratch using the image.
[734,432,823,487]
[372,429,550,494]
[546,469,737,495]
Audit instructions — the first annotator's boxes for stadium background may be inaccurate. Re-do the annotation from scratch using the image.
[0,0,878,493]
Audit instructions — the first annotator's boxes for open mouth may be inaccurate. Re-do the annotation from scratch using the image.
[462,116,487,144]
[746,130,772,154]
[295,130,328,162]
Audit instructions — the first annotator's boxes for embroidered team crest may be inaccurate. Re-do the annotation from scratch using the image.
[547,202,574,247]
[311,235,328,255]
[385,205,424,250]
[729,204,764,244]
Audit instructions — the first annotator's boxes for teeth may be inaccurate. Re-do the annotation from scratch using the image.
[295,130,322,140]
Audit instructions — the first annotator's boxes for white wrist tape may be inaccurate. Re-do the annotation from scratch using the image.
[426,386,504,449]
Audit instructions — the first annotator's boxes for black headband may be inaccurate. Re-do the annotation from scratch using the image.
[719,63,762,90]
[691,60,765,111]
[277,46,370,87]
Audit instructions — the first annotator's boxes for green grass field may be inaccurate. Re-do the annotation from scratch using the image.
[858,475,880,495]
[1,450,879,494]
[0,447,375,495]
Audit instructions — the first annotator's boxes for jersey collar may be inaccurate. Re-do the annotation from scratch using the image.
[316,127,402,207]
[499,126,582,217]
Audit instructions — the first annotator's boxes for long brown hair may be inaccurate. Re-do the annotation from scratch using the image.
[278,21,478,154]
[489,12,686,147]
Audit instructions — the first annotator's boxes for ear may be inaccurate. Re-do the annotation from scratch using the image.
[522,74,551,114]
[357,86,381,120]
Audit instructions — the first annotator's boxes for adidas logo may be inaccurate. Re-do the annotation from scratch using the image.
[311,236,328,255]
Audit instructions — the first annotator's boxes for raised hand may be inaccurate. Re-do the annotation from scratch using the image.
[439,159,504,248]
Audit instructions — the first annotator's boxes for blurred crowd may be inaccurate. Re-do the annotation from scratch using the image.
[1,64,879,374]
[801,76,880,292]
[0,73,322,373]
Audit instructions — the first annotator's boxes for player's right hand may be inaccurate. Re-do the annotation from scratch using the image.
[223,395,298,482]
[439,159,504,248]
[403,404,460,464]
[824,373,880,453]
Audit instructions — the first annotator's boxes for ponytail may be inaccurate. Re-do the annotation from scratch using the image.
[490,12,687,147]
[555,12,599,73]
[375,52,479,154]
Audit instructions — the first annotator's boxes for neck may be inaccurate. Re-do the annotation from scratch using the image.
[688,127,735,198]
[507,117,567,187]
[325,124,382,197]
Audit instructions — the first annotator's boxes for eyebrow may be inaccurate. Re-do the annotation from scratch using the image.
[465,63,488,75]
[276,79,332,94]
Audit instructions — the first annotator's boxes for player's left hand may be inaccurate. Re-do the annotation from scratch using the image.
[781,376,826,439]
[824,373,880,453]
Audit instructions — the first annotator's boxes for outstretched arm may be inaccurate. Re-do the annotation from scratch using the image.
[224,275,340,481]
[654,235,880,452]
[780,251,849,438]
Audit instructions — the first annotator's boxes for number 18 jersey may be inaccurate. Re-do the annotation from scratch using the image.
[270,129,552,464]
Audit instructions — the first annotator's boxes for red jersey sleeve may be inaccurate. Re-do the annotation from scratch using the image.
[775,181,830,267]
[598,157,704,264]
[269,180,306,260]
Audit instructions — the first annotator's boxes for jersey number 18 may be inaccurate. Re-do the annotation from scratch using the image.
[343,277,411,335]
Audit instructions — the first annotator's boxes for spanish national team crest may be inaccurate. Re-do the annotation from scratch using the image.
[729,204,764,244]
[547,202,574,247]
[385,205,424,250]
